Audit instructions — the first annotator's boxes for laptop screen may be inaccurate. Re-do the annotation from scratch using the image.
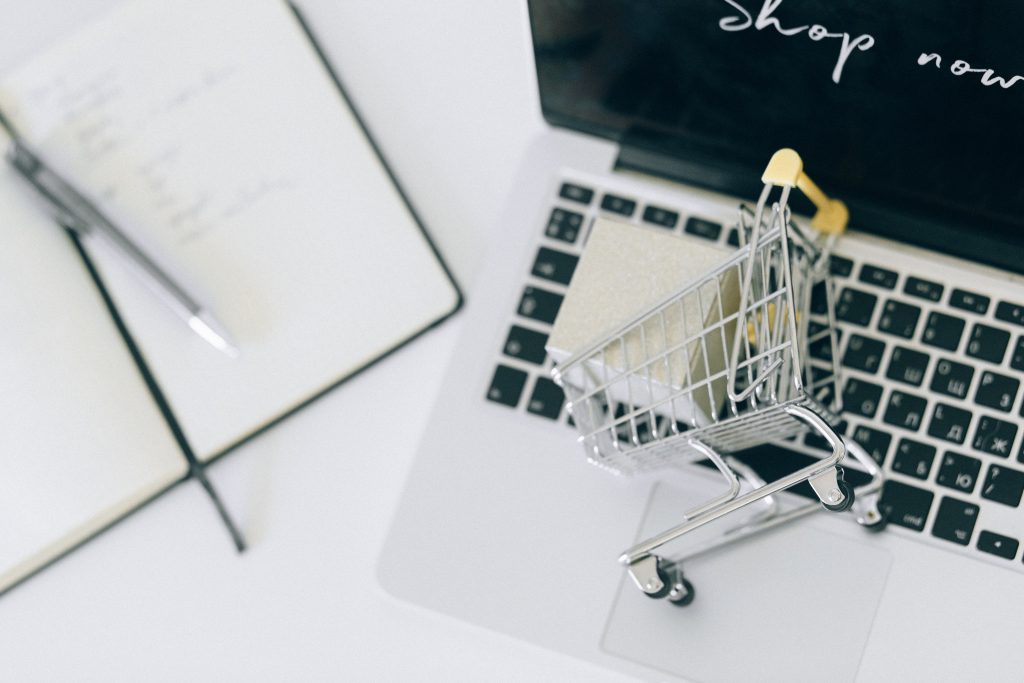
[528,0,1024,271]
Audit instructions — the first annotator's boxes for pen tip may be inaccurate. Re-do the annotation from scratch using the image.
[189,312,240,358]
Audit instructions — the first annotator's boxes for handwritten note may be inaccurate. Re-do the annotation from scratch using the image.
[0,0,459,459]
[7,55,293,247]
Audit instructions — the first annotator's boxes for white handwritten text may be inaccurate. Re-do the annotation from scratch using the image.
[917,52,1024,90]
[718,0,875,84]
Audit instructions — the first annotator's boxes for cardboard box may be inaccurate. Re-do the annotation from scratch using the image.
[548,218,740,428]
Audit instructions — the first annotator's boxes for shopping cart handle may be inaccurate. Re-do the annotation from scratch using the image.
[762,148,848,235]
[761,148,804,186]
[809,197,849,235]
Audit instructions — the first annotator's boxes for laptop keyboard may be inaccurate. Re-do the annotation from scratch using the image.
[486,176,1024,571]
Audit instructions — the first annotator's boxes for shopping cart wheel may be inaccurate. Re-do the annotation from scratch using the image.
[642,559,676,600]
[668,577,696,607]
[821,478,855,512]
[862,509,889,533]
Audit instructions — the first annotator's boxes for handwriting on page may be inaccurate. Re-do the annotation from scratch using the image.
[717,0,875,84]
[20,62,293,246]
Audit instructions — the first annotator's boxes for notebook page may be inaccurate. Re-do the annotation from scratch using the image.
[0,0,459,459]
[0,165,187,592]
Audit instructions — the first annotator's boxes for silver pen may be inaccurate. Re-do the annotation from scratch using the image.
[0,109,238,357]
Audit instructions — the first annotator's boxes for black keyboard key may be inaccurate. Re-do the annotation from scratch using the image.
[930,358,974,399]
[879,480,933,532]
[517,286,563,325]
[727,228,740,247]
[600,193,636,216]
[977,531,1019,560]
[829,255,853,277]
[503,325,548,364]
[531,247,578,285]
[804,420,847,452]
[975,371,1019,412]
[972,416,1017,458]
[642,205,678,229]
[526,376,565,420]
[544,208,584,243]
[671,420,690,436]
[921,312,965,351]
[931,496,979,546]
[802,431,827,452]
[981,464,1024,507]
[814,378,837,409]
[842,378,883,417]
[684,216,722,241]
[612,404,631,441]
[842,334,885,373]
[966,323,1010,364]
[808,320,838,361]
[635,414,664,444]
[936,452,981,493]
[810,282,830,316]
[904,276,944,302]
[696,444,871,502]
[613,403,661,445]
[928,402,972,444]
[1011,338,1024,372]
[950,288,990,315]
[850,425,892,465]
[859,264,898,289]
[995,301,1024,327]
[886,346,929,386]
[892,439,936,479]
[883,390,927,431]
[836,287,877,326]
[486,365,527,407]
[559,182,594,205]
[878,300,921,339]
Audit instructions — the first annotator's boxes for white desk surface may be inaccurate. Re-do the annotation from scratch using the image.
[0,1,633,680]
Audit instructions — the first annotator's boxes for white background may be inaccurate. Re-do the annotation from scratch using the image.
[0,1,633,680]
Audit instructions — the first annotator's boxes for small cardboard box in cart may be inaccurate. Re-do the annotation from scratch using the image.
[546,218,741,428]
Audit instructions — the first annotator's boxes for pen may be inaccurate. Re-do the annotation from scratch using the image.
[0,108,238,357]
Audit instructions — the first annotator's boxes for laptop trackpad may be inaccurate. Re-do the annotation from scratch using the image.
[602,482,893,683]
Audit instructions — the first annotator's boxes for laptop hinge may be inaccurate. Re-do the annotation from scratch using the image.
[614,142,812,215]
[615,142,1024,277]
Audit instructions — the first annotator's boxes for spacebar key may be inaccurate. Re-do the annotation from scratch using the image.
[879,480,934,532]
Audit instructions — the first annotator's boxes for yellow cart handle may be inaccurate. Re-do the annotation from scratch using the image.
[761,148,848,235]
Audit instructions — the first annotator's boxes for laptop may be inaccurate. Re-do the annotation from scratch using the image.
[380,1,1024,680]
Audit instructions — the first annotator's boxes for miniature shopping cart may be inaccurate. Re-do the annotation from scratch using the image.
[551,149,885,606]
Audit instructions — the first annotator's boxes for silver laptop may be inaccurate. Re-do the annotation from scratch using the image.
[379,2,1024,680]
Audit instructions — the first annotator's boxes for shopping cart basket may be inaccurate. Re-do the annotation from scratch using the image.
[551,149,885,605]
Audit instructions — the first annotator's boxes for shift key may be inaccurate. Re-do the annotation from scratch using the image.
[879,480,934,531]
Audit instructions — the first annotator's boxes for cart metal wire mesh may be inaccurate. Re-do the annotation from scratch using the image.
[554,202,841,475]
[550,149,886,605]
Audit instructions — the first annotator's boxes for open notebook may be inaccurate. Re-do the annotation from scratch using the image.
[0,0,460,593]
